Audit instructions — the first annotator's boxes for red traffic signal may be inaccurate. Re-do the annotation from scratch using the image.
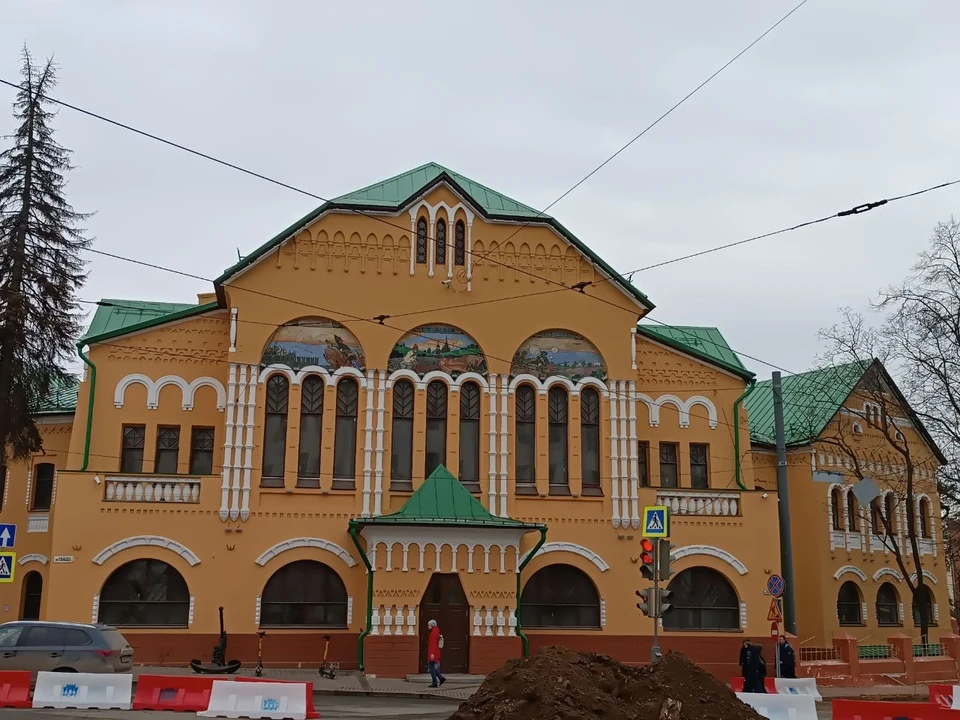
[640,538,656,580]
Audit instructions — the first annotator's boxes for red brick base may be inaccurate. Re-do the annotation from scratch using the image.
[364,635,419,678]
[469,636,522,675]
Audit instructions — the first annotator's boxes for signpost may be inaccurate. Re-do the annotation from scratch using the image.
[766,574,784,598]
[642,506,669,538]
[0,524,17,550]
[0,553,15,584]
[770,621,779,638]
[767,597,784,623]
[637,506,673,665]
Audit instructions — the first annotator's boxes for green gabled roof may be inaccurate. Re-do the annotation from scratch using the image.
[746,360,869,446]
[636,324,754,380]
[353,465,542,529]
[80,299,221,346]
[33,375,79,415]
[216,162,654,309]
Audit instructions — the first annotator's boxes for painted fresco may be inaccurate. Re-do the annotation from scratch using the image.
[511,329,606,382]
[388,324,487,377]
[261,319,366,372]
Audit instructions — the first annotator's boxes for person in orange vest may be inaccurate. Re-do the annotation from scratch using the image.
[426,619,446,688]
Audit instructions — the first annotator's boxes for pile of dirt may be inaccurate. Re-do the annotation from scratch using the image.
[448,646,763,720]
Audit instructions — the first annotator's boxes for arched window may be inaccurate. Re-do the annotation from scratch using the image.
[20,571,42,620]
[454,220,466,266]
[333,379,359,487]
[876,582,900,626]
[837,581,863,626]
[260,560,348,628]
[548,387,569,493]
[520,564,600,628]
[262,375,289,487]
[98,559,190,627]
[580,388,601,495]
[919,498,932,538]
[885,494,898,534]
[435,218,446,266]
[515,385,536,493]
[846,491,860,532]
[297,376,324,488]
[871,500,884,536]
[425,381,448,479]
[31,463,54,512]
[459,382,481,492]
[913,585,935,627]
[416,217,428,264]
[831,488,843,531]
[662,567,740,631]
[390,380,414,492]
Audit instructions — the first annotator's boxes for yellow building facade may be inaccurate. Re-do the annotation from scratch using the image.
[0,163,948,679]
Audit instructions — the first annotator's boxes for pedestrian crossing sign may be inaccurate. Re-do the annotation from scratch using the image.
[0,553,15,584]
[642,506,670,538]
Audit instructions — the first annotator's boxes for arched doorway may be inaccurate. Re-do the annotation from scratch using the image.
[837,581,863,626]
[20,572,42,620]
[419,574,469,673]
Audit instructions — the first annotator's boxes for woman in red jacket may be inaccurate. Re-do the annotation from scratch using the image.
[426,619,446,687]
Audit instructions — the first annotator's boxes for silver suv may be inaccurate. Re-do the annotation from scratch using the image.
[0,621,133,675]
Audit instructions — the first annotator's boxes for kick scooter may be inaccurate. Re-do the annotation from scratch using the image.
[319,634,338,679]
[255,631,266,677]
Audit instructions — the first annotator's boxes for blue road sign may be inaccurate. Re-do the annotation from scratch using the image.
[0,524,16,549]
[642,506,670,538]
[767,574,785,598]
[0,552,15,583]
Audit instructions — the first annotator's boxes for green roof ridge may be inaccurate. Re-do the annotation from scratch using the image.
[746,360,870,446]
[636,323,754,380]
[81,299,221,346]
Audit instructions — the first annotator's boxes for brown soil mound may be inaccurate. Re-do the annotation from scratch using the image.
[448,646,763,720]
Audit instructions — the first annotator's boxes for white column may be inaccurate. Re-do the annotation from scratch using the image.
[383,606,393,635]
[229,364,248,521]
[484,608,494,636]
[240,365,257,521]
[499,377,509,516]
[362,370,374,517]
[628,380,640,529]
[488,375,498,512]
[618,381,630,525]
[466,220,474,292]
[371,606,381,635]
[496,607,505,636]
[630,326,637,370]
[609,380,621,528]
[409,217,416,276]
[473,607,482,636]
[220,363,237,522]
[374,370,386,517]
[229,308,238,353]
[428,220,436,277]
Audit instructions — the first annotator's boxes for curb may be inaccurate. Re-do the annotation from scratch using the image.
[312,688,470,701]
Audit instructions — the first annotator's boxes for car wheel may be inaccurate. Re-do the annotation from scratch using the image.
[51,667,76,672]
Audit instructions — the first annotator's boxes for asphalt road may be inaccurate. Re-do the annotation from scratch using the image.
[0,694,464,720]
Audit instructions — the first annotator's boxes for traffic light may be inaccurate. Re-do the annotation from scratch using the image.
[636,588,655,617]
[658,587,673,615]
[658,540,674,581]
[640,538,656,580]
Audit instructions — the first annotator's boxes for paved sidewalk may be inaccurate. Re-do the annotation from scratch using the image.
[133,666,481,701]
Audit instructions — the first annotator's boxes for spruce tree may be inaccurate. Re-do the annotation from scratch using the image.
[0,48,89,461]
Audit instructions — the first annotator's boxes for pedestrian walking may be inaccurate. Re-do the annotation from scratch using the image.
[426,619,446,688]
[740,640,766,693]
[778,636,797,679]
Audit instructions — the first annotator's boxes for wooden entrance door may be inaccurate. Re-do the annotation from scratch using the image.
[419,573,469,673]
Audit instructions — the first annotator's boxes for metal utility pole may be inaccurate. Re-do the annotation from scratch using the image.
[772,372,797,635]
[652,538,661,665]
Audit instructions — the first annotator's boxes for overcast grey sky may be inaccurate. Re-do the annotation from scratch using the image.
[3,1,957,378]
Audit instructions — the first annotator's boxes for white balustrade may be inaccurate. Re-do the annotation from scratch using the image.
[656,490,741,517]
[103,476,201,504]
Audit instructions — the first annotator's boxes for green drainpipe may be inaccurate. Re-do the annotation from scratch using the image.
[76,343,97,472]
[516,526,548,658]
[733,379,757,491]
[348,521,373,672]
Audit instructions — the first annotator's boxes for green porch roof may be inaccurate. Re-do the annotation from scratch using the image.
[352,465,542,529]
[80,299,221,346]
[33,375,80,415]
[746,360,869,446]
[216,162,654,309]
[636,323,754,380]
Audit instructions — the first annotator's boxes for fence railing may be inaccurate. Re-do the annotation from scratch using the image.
[656,490,742,517]
[103,476,202,504]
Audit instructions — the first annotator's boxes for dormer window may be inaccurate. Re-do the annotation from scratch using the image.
[416,217,428,264]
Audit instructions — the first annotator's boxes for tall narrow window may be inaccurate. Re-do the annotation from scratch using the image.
[885,493,898,534]
[548,387,569,494]
[871,500,883,536]
[459,382,481,492]
[690,444,709,489]
[31,463,55,512]
[831,488,843,530]
[580,388,601,495]
[454,220,466,266]
[847,491,860,532]
[297,376,324,487]
[390,380,414,492]
[425,381,448,479]
[155,427,180,474]
[333,379,359,487]
[189,427,215,475]
[261,375,289,487]
[120,425,146,473]
[659,443,678,488]
[920,498,932,538]
[515,385,536,493]
[416,217,428,264]
[638,442,649,487]
[435,218,446,266]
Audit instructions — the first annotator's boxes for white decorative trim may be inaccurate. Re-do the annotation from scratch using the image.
[740,601,747,629]
[488,374,498,513]
[239,364,257,522]
[188,595,195,626]
[628,380,640,529]
[255,538,358,568]
[641,394,718,429]
[508,374,606,397]
[229,308,238,352]
[24,466,31,508]
[114,373,227,411]
[670,544,748,575]
[618,381,630,525]
[258,364,368,388]
[18,553,48,566]
[873,568,905,582]
[91,594,100,624]
[520,542,610,572]
[630,327,637,370]
[230,364,248,522]
[363,526,524,574]
[834,565,867,581]
[499,374,508,517]
[92,536,201,566]
[609,380,621,528]
[600,599,607,628]
[362,369,375,517]
[255,595,261,625]
[220,363,238,522]
[373,370,386,517]
[347,596,354,626]
[910,570,939,585]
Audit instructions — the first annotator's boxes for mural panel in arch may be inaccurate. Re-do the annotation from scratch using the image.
[388,324,487,377]
[261,319,366,372]
[511,329,606,382]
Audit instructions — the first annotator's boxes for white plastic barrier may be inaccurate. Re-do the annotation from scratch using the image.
[736,692,818,720]
[32,670,133,710]
[772,678,822,701]
[198,679,308,720]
